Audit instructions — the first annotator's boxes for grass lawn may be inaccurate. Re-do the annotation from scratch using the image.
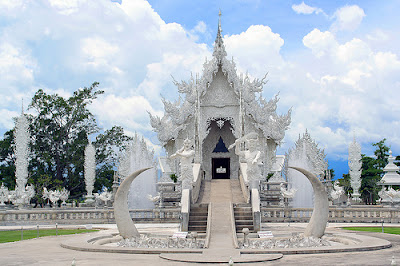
[342,227,400,235]
[0,228,98,243]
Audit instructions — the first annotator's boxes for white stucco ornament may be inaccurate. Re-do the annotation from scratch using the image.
[231,132,262,187]
[348,137,362,198]
[170,139,195,189]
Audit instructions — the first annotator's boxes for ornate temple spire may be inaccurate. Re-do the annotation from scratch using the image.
[213,10,227,64]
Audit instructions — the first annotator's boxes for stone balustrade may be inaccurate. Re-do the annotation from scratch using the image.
[0,207,181,226]
[261,206,400,223]
[239,163,250,203]
[191,163,202,204]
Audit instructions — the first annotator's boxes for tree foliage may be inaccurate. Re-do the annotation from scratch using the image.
[93,126,132,193]
[0,82,132,204]
[0,130,15,189]
[336,173,352,197]
[359,139,390,205]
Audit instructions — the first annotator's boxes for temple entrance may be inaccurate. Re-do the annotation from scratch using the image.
[212,158,230,179]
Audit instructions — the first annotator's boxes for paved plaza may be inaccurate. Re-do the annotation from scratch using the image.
[1,223,399,265]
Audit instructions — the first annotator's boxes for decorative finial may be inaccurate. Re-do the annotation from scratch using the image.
[213,9,227,62]
[21,98,24,114]
[217,9,222,38]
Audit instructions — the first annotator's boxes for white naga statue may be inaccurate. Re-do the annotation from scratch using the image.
[331,181,345,200]
[170,139,195,190]
[230,132,262,188]
[94,187,113,206]
[280,183,297,199]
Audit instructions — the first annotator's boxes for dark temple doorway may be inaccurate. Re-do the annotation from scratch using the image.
[212,158,230,179]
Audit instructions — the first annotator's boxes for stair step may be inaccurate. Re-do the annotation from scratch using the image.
[189,221,207,224]
[189,227,207,231]
[236,220,253,224]
[234,212,252,216]
[236,227,254,231]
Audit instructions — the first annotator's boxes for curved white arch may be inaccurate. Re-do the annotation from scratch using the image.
[289,166,329,238]
[114,167,152,239]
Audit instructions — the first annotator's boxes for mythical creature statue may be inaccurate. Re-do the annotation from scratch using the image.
[170,139,195,190]
[0,183,9,206]
[280,183,297,199]
[330,181,345,200]
[230,132,263,188]
[94,187,113,206]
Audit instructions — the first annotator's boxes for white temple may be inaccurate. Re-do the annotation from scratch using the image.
[284,131,328,208]
[118,133,157,209]
[378,150,400,205]
[149,14,291,182]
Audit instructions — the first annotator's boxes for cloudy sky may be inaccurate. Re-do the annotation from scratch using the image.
[1,0,399,179]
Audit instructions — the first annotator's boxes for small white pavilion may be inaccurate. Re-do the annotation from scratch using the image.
[378,150,400,205]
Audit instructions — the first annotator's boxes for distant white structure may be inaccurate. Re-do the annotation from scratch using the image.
[59,188,70,206]
[14,108,34,207]
[378,150,400,205]
[84,141,96,203]
[285,131,328,208]
[348,137,362,199]
[118,133,157,209]
[331,181,345,200]
[94,187,112,206]
[42,187,67,208]
[0,183,9,206]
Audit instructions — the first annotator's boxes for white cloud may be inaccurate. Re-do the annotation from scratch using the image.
[194,21,207,34]
[80,37,122,74]
[302,29,337,57]
[0,0,25,10]
[292,2,324,15]
[48,0,87,15]
[336,38,372,64]
[374,51,400,72]
[295,25,400,156]
[224,25,284,77]
[90,94,162,132]
[0,43,35,87]
[331,5,365,32]
[366,29,389,42]
[0,109,19,129]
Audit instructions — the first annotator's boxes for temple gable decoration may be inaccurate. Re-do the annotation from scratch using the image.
[149,13,291,178]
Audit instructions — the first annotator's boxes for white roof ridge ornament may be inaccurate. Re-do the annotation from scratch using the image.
[213,10,227,64]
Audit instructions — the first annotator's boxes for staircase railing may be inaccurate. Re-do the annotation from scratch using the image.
[204,202,212,248]
[180,189,190,231]
[191,163,202,204]
[239,163,250,203]
[230,203,239,248]
[251,188,261,232]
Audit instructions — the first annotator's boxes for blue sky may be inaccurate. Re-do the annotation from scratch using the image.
[0,0,399,180]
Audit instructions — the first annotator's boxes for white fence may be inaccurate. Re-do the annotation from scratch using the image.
[261,206,400,223]
[0,208,181,226]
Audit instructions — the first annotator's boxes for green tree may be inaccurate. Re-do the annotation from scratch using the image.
[359,139,390,204]
[28,82,104,199]
[372,138,389,169]
[93,126,132,192]
[360,155,382,204]
[336,173,353,197]
[0,130,16,189]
